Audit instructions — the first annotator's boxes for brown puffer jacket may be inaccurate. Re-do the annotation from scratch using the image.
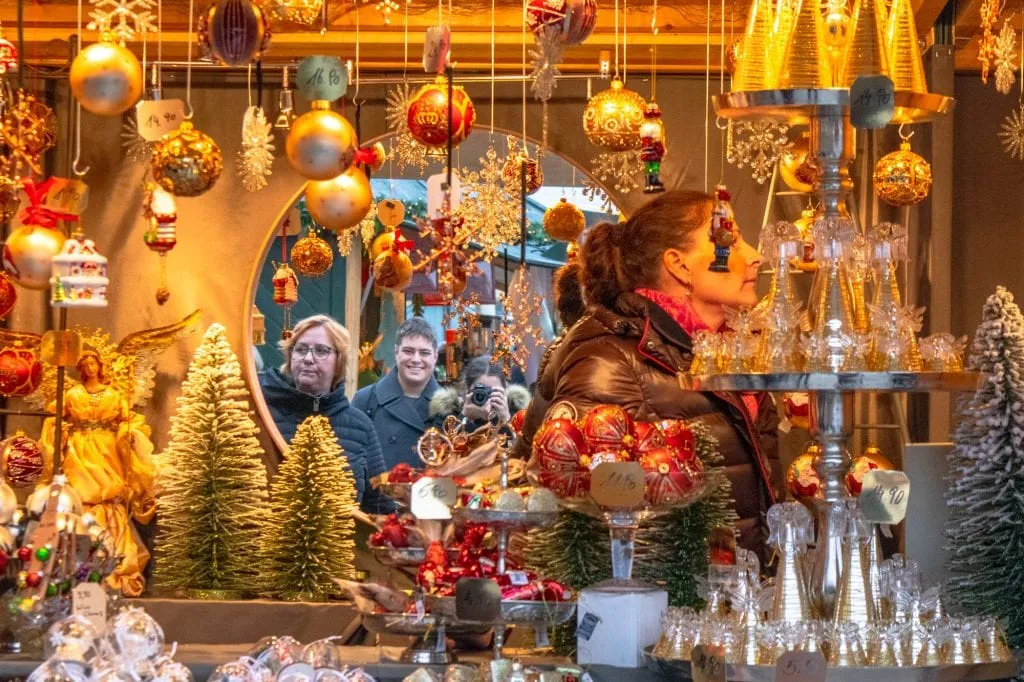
[518,292,782,560]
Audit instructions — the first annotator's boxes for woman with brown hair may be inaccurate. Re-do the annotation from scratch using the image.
[525,190,781,560]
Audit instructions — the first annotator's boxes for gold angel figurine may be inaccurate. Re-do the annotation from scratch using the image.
[11,311,202,596]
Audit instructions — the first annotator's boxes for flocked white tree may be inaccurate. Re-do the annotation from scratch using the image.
[946,286,1024,652]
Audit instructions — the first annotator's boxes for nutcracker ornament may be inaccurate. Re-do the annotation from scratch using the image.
[272,262,299,339]
[142,183,177,305]
[709,184,737,272]
[639,102,666,194]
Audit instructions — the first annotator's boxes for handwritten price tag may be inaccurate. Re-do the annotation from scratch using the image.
[426,172,462,218]
[691,645,726,682]
[422,26,451,74]
[590,462,645,508]
[850,75,895,129]
[136,99,187,141]
[410,476,456,520]
[43,177,89,215]
[297,56,348,102]
[455,577,501,622]
[859,470,910,525]
[72,583,107,634]
[776,651,827,682]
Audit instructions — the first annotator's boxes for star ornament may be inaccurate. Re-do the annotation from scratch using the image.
[999,103,1024,161]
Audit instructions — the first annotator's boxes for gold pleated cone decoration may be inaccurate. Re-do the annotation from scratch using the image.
[886,0,927,92]
[838,0,889,87]
[734,0,777,90]
[779,0,833,88]
[771,0,798,85]
[866,526,884,624]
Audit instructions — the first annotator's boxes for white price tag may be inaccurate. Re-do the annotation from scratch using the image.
[72,583,107,634]
[776,651,827,682]
[426,172,461,218]
[422,26,451,73]
[691,645,726,682]
[43,178,89,215]
[590,462,645,508]
[410,476,456,520]
[860,470,910,525]
[136,99,187,141]
[297,56,348,102]
[850,75,895,130]
[508,570,530,586]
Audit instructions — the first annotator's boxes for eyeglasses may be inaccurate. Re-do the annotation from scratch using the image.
[293,344,336,360]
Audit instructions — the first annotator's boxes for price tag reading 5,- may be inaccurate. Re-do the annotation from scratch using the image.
[776,651,827,682]
[690,645,726,682]
[590,462,645,508]
[859,469,910,525]
[410,476,456,520]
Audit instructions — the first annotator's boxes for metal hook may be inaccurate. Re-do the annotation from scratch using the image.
[72,102,89,177]
[898,122,914,142]
[715,115,729,131]
[184,101,194,120]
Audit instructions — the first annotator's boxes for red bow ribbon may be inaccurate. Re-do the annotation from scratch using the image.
[20,178,79,229]
[352,146,380,168]
[390,232,414,254]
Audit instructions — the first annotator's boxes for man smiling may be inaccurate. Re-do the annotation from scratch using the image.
[353,318,441,468]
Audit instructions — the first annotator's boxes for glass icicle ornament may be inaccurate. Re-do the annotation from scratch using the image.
[756,221,804,372]
[828,621,867,666]
[778,0,832,89]
[885,0,927,93]
[832,500,876,629]
[766,502,814,624]
[839,0,889,86]
[732,0,775,90]
[824,0,852,80]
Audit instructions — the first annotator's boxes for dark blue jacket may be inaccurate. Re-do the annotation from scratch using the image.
[352,371,440,470]
[260,367,394,514]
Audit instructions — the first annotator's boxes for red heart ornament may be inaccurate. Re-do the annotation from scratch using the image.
[533,418,588,472]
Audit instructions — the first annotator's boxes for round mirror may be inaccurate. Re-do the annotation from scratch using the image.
[243,129,622,468]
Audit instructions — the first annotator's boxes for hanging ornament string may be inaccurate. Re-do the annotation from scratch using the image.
[353,0,361,105]
[247,63,253,109]
[614,0,620,76]
[522,0,527,145]
[703,0,711,192]
[651,0,658,101]
[185,0,194,118]
[489,0,495,136]
[16,0,23,89]
[718,0,726,182]
[157,0,162,88]
[402,0,409,78]
[623,0,627,83]
[73,0,88,175]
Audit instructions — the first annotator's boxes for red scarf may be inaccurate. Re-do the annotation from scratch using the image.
[635,287,760,419]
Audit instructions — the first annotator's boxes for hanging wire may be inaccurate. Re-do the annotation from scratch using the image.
[247,62,253,108]
[403,0,409,78]
[718,0,726,181]
[185,0,194,118]
[489,0,495,135]
[623,0,627,82]
[521,0,526,144]
[156,0,162,88]
[651,0,658,101]
[353,0,362,104]
[613,0,619,76]
[703,0,711,192]
[72,0,88,175]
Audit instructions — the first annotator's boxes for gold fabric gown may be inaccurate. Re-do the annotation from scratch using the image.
[39,383,156,597]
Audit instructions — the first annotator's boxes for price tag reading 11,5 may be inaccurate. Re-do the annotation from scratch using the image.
[690,645,726,682]
[590,462,645,508]
[859,469,911,525]
[410,476,456,520]
[775,651,827,682]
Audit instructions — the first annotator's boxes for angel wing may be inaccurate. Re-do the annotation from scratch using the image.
[113,309,203,408]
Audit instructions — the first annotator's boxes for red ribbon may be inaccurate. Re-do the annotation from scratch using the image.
[352,146,380,168]
[390,232,414,254]
[20,178,79,229]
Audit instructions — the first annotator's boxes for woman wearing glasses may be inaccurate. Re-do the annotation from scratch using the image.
[260,314,393,513]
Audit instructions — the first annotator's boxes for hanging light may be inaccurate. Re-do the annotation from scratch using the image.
[274,66,297,130]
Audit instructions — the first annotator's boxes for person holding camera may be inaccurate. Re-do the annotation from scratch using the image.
[429,356,531,431]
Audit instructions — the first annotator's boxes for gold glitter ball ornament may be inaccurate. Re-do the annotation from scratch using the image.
[582,76,647,151]
[305,166,373,231]
[285,101,358,181]
[543,197,586,242]
[0,90,58,176]
[151,120,224,197]
[291,230,334,278]
[70,39,143,116]
[872,139,932,207]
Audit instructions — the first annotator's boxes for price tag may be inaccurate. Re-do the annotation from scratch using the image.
[860,470,910,525]
[577,611,600,641]
[850,75,895,129]
[426,172,462,218]
[43,178,89,215]
[72,583,107,634]
[422,26,451,74]
[410,476,456,520]
[508,570,529,586]
[776,651,827,681]
[590,462,645,508]
[455,577,501,622]
[40,330,81,367]
[297,56,348,102]
[136,99,187,141]
[691,645,726,682]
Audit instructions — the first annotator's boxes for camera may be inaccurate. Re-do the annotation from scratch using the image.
[470,383,493,407]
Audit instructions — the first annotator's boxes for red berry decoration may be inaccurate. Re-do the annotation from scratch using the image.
[24,572,40,588]
[579,404,636,453]
[16,547,30,562]
[533,418,588,472]
[388,462,417,483]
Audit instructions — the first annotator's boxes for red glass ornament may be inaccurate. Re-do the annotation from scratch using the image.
[16,547,30,562]
[633,421,666,455]
[526,0,598,46]
[846,446,894,496]
[0,551,8,571]
[641,447,698,506]
[0,273,16,321]
[24,572,41,588]
[579,404,636,453]
[1,431,43,488]
[656,419,696,456]
[406,76,476,150]
[536,469,591,499]
[387,462,417,483]
[0,343,42,397]
[199,0,271,67]
[510,409,527,436]
[533,418,588,471]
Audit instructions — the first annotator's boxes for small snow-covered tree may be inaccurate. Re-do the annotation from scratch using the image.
[946,286,1024,653]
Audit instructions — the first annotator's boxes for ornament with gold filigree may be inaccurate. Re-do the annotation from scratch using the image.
[385,85,431,172]
[406,76,476,155]
[151,120,223,197]
[4,313,200,596]
[0,90,57,177]
[263,0,322,25]
[583,76,646,194]
[291,200,334,278]
[372,230,414,292]
[873,132,931,207]
[455,146,520,253]
[502,138,544,195]
[493,267,546,377]
[543,197,586,242]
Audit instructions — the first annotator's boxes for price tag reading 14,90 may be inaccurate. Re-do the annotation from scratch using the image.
[410,476,456,520]
[590,462,645,508]
[690,645,726,682]
[775,651,827,682]
[859,469,911,525]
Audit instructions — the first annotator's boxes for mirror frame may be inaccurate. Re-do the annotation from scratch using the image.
[242,128,621,456]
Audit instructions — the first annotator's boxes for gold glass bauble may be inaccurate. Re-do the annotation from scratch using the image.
[582,77,647,151]
[873,140,932,206]
[2,226,66,290]
[151,120,224,197]
[372,249,413,291]
[291,231,334,278]
[839,0,890,87]
[779,133,815,193]
[370,230,397,261]
[886,0,927,93]
[543,198,586,242]
[779,0,832,88]
[69,39,143,116]
[286,101,358,181]
[305,166,373,231]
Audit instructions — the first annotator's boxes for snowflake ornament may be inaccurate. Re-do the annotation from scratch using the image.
[442,293,483,344]
[87,0,156,43]
[590,150,643,194]
[999,103,1024,160]
[493,267,546,377]
[237,106,275,193]
[374,0,401,24]
[121,111,153,163]
[455,144,521,256]
[530,26,564,102]
[581,176,615,214]
[994,20,1018,95]
[728,120,792,184]
[979,0,1001,84]
[386,84,431,172]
